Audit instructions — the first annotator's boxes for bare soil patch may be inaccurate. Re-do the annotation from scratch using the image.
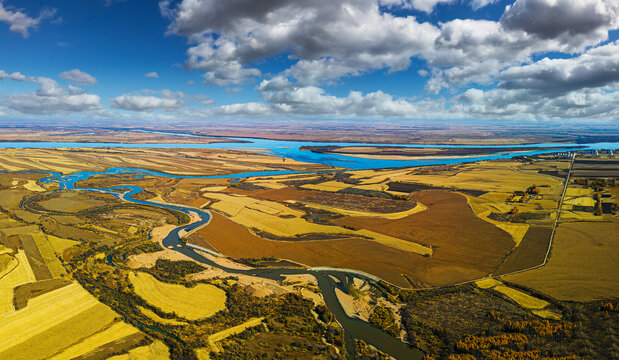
[494,226,552,275]
[13,279,71,310]
[298,192,414,213]
[192,212,429,287]
[19,234,52,280]
[334,190,514,286]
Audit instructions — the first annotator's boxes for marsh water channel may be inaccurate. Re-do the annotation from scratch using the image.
[4,135,618,359]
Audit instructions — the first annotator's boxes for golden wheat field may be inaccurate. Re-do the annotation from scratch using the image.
[0,250,36,315]
[48,321,140,360]
[107,340,170,360]
[504,222,619,301]
[0,282,120,360]
[129,271,226,320]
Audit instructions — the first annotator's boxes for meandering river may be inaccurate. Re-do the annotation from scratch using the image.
[4,136,618,359]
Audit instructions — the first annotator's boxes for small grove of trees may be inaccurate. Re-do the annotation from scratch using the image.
[369,305,400,337]
[505,320,574,338]
[454,333,528,352]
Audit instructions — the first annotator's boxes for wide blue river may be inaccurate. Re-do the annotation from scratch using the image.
[3,134,618,359]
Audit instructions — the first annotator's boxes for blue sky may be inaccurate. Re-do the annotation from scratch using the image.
[0,0,617,122]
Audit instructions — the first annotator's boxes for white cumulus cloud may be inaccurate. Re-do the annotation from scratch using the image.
[0,1,56,38]
[59,69,98,86]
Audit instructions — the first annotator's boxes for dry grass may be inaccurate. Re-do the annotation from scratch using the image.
[300,180,353,192]
[48,321,139,360]
[493,285,550,309]
[208,317,265,353]
[474,278,502,289]
[0,282,118,360]
[356,229,432,256]
[47,235,80,257]
[0,250,36,315]
[31,233,67,279]
[473,209,530,246]
[0,147,335,175]
[531,309,562,320]
[504,222,619,301]
[107,340,170,360]
[385,161,562,193]
[204,191,431,254]
[334,190,514,286]
[138,305,187,325]
[129,272,226,320]
[13,179,46,192]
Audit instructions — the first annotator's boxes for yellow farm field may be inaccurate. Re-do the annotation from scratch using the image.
[129,272,226,320]
[356,229,432,256]
[47,235,80,256]
[562,196,596,207]
[301,180,353,192]
[13,179,45,192]
[504,222,619,301]
[31,233,67,279]
[0,282,119,360]
[388,162,561,193]
[463,194,530,246]
[48,321,140,360]
[108,340,170,360]
[208,317,265,353]
[205,191,431,255]
[138,305,187,325]
[493,285,550,310]
[0,250,36,315]
[301,202,428,219]
[474,278,503,289]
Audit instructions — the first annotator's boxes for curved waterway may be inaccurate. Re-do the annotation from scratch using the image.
[34,172,424,359]
[6,136,618,359]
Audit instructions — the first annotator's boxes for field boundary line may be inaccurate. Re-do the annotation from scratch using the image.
[449,154,575,288]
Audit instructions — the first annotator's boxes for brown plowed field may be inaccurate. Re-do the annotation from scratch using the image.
[494,226,552,276]
[334,190,514,286]
[194,189,513,287]
[192,213,424,287]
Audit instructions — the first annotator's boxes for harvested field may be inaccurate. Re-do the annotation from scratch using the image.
[301,180,353,192]
[138,305,187,325]
[39,192,107,213]
[0,254,12,272]
[107,340,169,360]
[32,233,67,278]
[0,250,36,315]
[494,226,552,275]
[380,161,563,193]
[298,192,414,214]
[48,321,142,360]
[13,279,71,310]
[474,278,503,289]
[47,235,80,257]
[334,190,514,286]
[0,148,335,176]
[493,285,549,310]
[129,271,226,320]
[0,282,118,360]
[193,212,442,287]
[504,222,619,301]
[208,317,265,353]
[204,191,431,254]
[236,186,314,202]
[19,234,53,280]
